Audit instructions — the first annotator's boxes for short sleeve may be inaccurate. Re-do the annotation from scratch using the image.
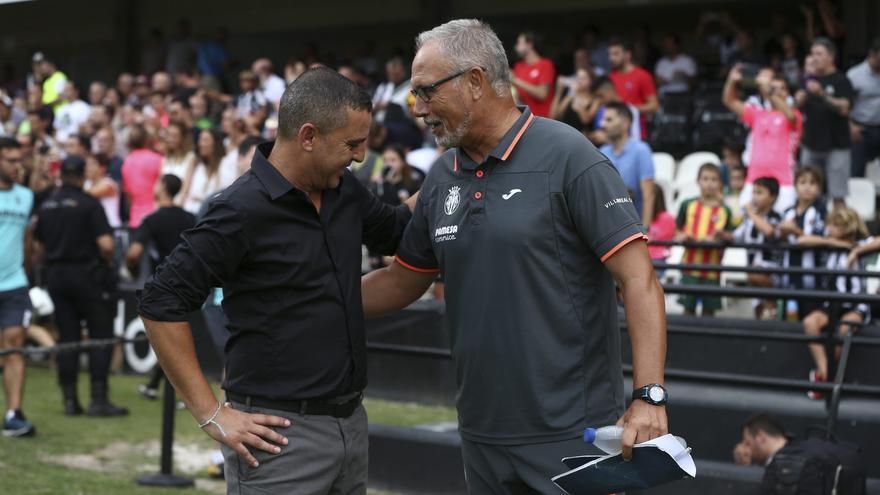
[640,71,657,99]
[837,74,855,101]
[564,160,647,262]
[134,215,153,246]
[395,193,439,273]
[538,60,557,85]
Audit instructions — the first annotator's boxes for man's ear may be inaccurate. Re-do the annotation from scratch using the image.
[468,68,484,101]
[298,123,318,152]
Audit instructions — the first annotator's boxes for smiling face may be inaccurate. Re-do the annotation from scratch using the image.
[310,107,371,190]
[411,43,474,149]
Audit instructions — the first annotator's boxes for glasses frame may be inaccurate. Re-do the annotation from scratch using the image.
[410,68,472,103]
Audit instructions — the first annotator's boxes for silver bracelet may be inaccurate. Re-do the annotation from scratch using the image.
[198,401,227,437]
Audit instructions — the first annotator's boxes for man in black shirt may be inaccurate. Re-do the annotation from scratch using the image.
[138,68,413,494]
[126,174,196,399]
[33,156,128,417]
[796,37,855,205]
[126,174,196,274]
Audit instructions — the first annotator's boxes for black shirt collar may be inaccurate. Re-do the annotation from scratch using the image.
[456,106,535,171]
[251,141,295,200]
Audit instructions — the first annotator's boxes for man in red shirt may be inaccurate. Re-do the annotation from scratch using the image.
[511,31,557,117]
[608,38,659,138]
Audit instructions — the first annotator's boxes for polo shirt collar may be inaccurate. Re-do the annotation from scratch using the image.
[251,141,294,200]
[455,106,535,171]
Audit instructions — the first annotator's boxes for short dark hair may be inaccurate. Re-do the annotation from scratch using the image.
[664,33,681,46]
[743,413,786,438]
[519,31,545,55]
[753,176,780,198]
[591,75,614,93]
[277,67,372,141]
[71,133,91,151]
[795,164,824,189]
[159,174,183,199]
[721,138,745,155]
[698,162,722,180]
[605,101,633,123]
[29,105,54,124]
[93,153,112,169]
[0,137,20,152]
[812,36,837,60]
[127,124,148,150]
[608,36,632,52]
[237,135,262,157]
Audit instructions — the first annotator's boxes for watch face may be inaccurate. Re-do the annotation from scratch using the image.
[648,386,665,403]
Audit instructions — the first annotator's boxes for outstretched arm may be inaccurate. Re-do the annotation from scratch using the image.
[362,260,437,317]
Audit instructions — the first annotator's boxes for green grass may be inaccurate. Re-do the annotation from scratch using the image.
[0,367,456,494]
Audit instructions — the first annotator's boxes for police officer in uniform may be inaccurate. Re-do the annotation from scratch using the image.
[34,156,128,416]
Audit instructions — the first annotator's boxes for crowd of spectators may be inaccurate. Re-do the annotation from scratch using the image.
[1,8,879,405]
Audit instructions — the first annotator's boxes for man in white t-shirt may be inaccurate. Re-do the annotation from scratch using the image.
[252,58,287,109]
[54,82,91,141]
[654,33,697,95]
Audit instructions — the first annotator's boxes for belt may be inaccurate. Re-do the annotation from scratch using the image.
[226,391,363,419]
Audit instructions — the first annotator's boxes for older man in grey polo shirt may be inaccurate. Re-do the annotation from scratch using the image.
[848,36,880,178]
[363,19,668,493]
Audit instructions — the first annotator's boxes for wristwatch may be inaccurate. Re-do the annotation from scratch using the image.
[632,384,668,406]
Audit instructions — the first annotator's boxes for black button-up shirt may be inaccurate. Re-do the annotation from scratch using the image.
[138,142,412,401]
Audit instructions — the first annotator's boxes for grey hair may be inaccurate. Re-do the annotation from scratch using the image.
[415,19,511,97]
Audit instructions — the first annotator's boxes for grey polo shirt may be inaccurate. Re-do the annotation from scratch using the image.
[396,107,647,445]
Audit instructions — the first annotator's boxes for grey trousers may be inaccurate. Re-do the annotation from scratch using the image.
[461,436,602,494]
[221,400,368,495]
[800,146,850,200]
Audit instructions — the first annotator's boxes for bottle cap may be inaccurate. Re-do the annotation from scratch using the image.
[583,427,597,443]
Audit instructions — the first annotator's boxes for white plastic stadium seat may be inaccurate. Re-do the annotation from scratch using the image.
[864,159,880,192]
[720,247,748,286]
[674,151,721,191]
[652,152,676,184]
[845,178,876,222]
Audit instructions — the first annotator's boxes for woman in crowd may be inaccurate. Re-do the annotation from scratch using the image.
[377,144,424,206]
[179,128,234,214]
[85,153,121,228]
[550,67,600,136]
[160,122,195,180]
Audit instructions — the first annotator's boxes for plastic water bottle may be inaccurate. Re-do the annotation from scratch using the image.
[583,426,687,455]
[786,299,799,322]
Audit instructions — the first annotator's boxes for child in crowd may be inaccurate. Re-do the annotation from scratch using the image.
[732,177,782,319]
[797,206,872,400]
[779,166,827,319]
[719,138,744,189]
[676,163,735,316]
[647,182,676,276]
[725,165,746,226]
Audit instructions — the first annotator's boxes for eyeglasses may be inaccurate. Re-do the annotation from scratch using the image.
[410,68,471,103]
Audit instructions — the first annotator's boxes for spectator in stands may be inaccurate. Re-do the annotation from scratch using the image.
[728,29,764,68]
[54,82,90,141]
[195,135,262,220]
[121,124,162,227]
[283,57,307,84]
[33,53,67,111]
[88,81,107,108]
[847,37,880,179]
[675,163,734,316]
[780,166,827,320]
[798,206,871,399]
[116,73,134,105]
[550,67,599,136]
[179,129,233,214]
[64,133,91,159]
[252,58,286,109]
[589,76,640,145]
[376,144,424,207]
[26,106,57,155]
[511,31,557,118]
[93,127,124,182]
[777,32,804,88]
[795,37,854,206]
[647,182,675,267]
[724,65,801,214]
[581,25,609,74]
[85,153,121,228]
[166,19,199,76]
[188,93,213,131]
[732,177,782,320]
[234,70,268,128]
[720,139,744,189]
[0,93,25,137]
[608,37,658,138]
[725,164,746,226]
[160,122,196,180]
[372,55,412,124]
[654,33,697,95]
[197,28,230,91]
[599,102,655,223]
[737,413,789,467]
[151,72,173,97]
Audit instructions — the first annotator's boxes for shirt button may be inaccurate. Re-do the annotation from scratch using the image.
[474,191,482,200]
[476,170,484,178]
